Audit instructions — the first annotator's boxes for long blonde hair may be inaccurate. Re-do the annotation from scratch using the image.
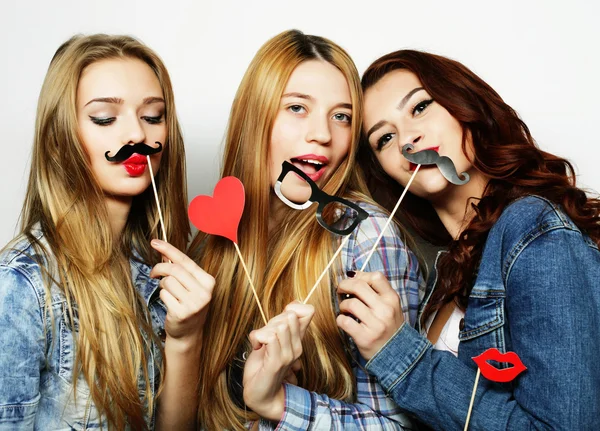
[190,29,377,430]
[18,34,189,430]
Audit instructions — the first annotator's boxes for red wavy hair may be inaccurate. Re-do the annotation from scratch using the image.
[359,50,600,325]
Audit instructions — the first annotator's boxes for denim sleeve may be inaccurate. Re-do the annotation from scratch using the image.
[366,228,600,430]
[0,265,45,429]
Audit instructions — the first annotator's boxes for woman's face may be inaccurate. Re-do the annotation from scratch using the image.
[363,69,475,201]
[269,60,353,204]
[76,57,166,199]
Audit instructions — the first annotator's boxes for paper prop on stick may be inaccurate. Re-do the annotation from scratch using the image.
[105,141,168,243]
[464,348,527,430]
[274,161,369,303]
[402,143,470,185]
[188,177,267,324]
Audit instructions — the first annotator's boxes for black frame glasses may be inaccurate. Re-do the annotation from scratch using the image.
[274,161,369,235]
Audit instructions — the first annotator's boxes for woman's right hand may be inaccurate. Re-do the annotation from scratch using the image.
[150,239,214,350]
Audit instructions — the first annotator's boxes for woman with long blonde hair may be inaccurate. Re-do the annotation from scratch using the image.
[0,34,212,430]
[190,29,424,429]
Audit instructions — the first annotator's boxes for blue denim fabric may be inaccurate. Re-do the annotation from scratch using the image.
[0,228,166,430]
[366,195,600,430]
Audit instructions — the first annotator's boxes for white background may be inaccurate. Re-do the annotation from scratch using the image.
[1,0,599,246]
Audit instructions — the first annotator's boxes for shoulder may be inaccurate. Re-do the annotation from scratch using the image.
[0,230,48,317]
[489,195,582,251]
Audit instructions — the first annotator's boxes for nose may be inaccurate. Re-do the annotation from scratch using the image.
[305,113,331,146]
[122,115,147,145]
[400,132,422,149]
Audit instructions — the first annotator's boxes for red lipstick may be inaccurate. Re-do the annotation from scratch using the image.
[472,348,527,383]
[123,153,148,177]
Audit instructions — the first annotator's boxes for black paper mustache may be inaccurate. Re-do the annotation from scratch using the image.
[104,141,163,162]
[401,144,470,185]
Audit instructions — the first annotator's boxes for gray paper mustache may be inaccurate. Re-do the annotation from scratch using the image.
[401,144,470,185]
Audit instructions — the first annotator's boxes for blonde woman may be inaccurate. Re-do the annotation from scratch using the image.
[0,35,212,430]
[190,30,425,430]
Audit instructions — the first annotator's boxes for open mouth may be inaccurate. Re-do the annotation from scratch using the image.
[290,155,329,181]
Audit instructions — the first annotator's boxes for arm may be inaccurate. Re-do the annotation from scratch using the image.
[272,213,421,429]
[365,228,600,430]
[0,265,45,430]
[150,240,214,430]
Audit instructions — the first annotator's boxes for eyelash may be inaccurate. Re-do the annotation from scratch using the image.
[333,113,351,123]
[375,98,434,151]
[89,115,164,126]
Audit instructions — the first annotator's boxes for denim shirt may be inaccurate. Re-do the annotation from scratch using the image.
[0,228,166,430]
[366,195,600,430]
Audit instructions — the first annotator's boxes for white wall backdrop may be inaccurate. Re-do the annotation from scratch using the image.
[1,0,599,246]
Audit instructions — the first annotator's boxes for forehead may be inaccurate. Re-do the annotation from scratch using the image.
[363,69,422,127]
[284,60,351,102]
[77,58,163,105]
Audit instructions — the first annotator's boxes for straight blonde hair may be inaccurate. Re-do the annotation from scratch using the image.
[16,34,189,430]
[190,29,382,430]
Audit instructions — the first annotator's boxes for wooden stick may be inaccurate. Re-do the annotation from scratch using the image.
[147,156,168,243]
[359,165,421,272]
[234,242,268,325]
[303,235,350,304]
[464,368,481,431]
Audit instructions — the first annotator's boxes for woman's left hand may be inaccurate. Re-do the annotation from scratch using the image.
[150,239,215,350]
[243,302,314,421]
[336,271,404,360]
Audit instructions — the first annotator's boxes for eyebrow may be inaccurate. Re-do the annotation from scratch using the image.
[282,93,352,111]
[84,96,165,107]
[365,87,425,139]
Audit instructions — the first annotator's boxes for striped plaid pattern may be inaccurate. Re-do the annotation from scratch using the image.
[257,201,426,430]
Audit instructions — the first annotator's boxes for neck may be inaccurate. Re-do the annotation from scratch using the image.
[105,194,133,240]
[430,170,488,240]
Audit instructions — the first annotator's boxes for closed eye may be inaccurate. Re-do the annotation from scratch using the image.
[89,116,115,126]
[142,115,164,124]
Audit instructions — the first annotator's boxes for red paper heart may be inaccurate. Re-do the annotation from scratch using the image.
[188,176,245,244]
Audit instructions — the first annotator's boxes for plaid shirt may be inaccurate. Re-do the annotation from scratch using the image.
[257,201,426,430]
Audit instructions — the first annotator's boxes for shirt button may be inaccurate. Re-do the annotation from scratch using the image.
[459,318,465,331]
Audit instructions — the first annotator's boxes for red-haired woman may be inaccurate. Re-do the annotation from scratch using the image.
[335,50,600,430]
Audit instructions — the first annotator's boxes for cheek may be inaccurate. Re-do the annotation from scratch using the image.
[330,126,351,161]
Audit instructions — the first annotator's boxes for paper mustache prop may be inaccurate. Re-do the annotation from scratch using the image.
[402,144,470,185]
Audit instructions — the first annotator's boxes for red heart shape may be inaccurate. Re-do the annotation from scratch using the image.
[188,176,245,244]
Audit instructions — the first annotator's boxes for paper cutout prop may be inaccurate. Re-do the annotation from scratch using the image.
[402,143,470,185]
[188,177,267,324]
[105,141,163,162]
[275,161,369,235]
[188,176,245,244]
[464,348,527,430]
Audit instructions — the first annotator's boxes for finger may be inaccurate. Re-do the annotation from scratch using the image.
[337,278,381,309]
[263,331,282,369]
[151,263,201,294]
[151,239,215,289]
[159,276,190,302]
[159,288,180,313]
[284,302,315,335]
[336,313,367,339]
[338,298,376,327]
[285,312,302,358]
[352,271,398,298]
[274,321,295,366]
[290,359,302,373]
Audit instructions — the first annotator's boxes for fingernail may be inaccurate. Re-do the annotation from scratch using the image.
[346,270,356,278]
[151,239,162,247]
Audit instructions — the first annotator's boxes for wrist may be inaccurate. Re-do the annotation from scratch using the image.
[253,385,285,422]
[164,333,202,355]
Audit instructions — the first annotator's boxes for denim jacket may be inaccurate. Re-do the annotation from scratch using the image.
[0,227,166,430]
[366,195,600,430]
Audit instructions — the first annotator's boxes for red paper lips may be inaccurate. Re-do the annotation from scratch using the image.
[188,176,245,244]
[472,348,527,383]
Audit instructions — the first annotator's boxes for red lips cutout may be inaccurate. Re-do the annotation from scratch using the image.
[188,176,245,244]
[472,348,527,383]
